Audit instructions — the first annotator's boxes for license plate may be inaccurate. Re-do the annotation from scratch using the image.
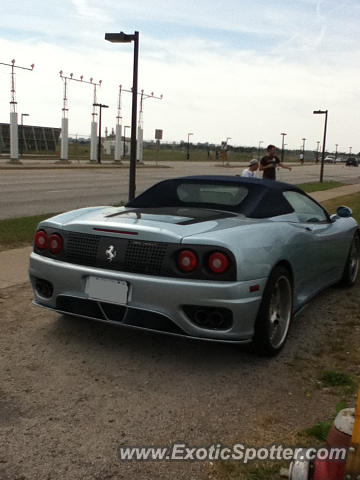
[85,277,128,305]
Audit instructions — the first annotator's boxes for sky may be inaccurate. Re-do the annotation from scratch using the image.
[1,0,360,152]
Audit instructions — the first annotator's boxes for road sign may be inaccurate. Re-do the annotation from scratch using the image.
[155,129,163,140]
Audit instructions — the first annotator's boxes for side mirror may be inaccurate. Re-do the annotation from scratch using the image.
[336,206,352,218]
[330,214,337,223]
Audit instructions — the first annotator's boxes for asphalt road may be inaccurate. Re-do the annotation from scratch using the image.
[1,161,360,219]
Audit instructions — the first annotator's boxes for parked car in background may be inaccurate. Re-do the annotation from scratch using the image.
[345,157,359,167]
[324,156,336,163]
[29,176,360,356]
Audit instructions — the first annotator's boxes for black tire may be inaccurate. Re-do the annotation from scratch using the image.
[253,266,293,356]
[339,234,359,287]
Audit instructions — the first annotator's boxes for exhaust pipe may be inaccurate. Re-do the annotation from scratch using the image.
[193,309,225,329]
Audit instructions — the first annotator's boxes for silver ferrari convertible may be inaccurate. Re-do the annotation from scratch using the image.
[29,176,359,355]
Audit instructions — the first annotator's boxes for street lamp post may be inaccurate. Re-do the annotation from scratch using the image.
[316,141,320,163]
[302,138,306,164]
[258,140,263,160]
[187,132,193,160]
[349,146,352,155]
[20,113,29,156]
[225,137,231,163]
[123,125,130,159]
[93,103,109,164]
[335,144,338,162]
[280,133,287,162]
[105,30,139,200]
[313,109,328,183]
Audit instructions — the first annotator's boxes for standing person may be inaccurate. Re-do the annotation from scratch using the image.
[299,152,304,165]
[241,159,259,178]
[260,144,292,180]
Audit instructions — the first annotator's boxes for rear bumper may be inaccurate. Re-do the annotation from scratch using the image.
[29,252,266,342]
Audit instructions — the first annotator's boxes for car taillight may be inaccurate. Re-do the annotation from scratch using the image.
[177,250,198,272]
[208,252,229,274]
[48,233,63,254]
[34,230,48,250]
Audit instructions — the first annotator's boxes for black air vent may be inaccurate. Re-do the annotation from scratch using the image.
[66,232,100,265]
[124,240,168,274]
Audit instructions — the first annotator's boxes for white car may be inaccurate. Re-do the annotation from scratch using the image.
[324,156,336,163]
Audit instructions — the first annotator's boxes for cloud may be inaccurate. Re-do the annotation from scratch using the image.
[1,0,360,151]
[71,0,112,23]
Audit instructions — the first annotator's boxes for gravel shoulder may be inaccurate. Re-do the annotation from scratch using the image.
[1,280,359,480]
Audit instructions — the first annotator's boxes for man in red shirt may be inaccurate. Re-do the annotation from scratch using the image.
[260,144,292,180]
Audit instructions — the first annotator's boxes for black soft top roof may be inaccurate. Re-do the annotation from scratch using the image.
[126,175,306,218]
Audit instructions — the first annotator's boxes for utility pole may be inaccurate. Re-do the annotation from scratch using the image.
[313,109,328,183]
[301,138,306,165]
[123,125,130,160]
[20,113,29,156]
[187,132,193,160]
[280,133,287,162]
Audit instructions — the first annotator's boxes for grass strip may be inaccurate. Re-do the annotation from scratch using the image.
[0,213,59,251]
[321,192,360,223]
[296,181,344,193]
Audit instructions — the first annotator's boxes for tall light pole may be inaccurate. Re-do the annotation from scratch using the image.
[123,125,130,160]
[187,132,193,160]
[225,137,231,163]
[258,140,263,160]
[335,144,338,162]
[302,138,306,164]
[316,141,320,163]
[20,113,29,156]
[349,146,352,155]
[105,31,139,201]
[93,103,109,164]
[280,133,287,162]
[313,109,328,183]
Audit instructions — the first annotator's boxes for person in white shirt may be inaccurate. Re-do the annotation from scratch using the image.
[241,159,259,178]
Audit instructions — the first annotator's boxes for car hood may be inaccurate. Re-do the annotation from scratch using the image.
[42,206,264,243]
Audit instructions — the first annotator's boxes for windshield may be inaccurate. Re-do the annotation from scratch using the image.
[176,183,248,207]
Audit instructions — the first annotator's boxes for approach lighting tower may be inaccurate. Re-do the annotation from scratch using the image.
[59,71,101,162]
[0,59,34,162]
[114,85,123,163]
[137,90,162,163]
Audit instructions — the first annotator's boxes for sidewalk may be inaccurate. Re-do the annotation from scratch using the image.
[0,246,32,289]
[311,183,360,202]
[0,159,170,170]
[1,183,360,290]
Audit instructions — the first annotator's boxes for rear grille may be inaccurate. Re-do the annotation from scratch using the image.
[66,232,100,266]
[124,240,168,274]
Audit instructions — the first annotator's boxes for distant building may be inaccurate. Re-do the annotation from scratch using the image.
[0,123,61,154]
[103,137,131,156]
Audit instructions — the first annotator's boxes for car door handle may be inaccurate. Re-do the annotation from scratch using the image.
[304,226,314,232]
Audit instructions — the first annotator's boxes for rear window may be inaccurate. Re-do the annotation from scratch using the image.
[177,183,248,207]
